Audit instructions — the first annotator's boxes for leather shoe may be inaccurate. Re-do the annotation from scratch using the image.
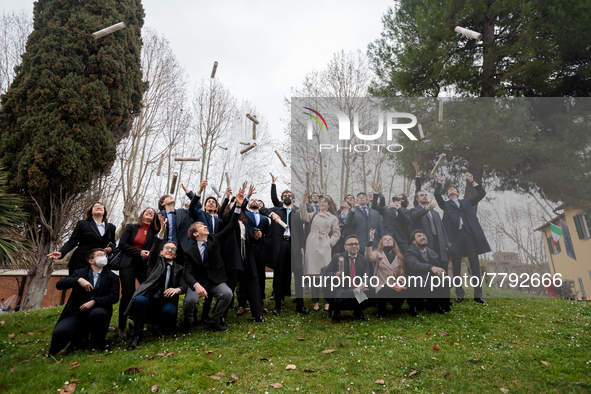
[355,312,369,321]
[474,297,487,305]
[332,311,341,323]
[455,297,464,303]
[236,306,246,316]
[296,306,310,315]
[262,307,269,314]
[220,317,227,327]
[272,308,281,316]
[270,293,275,300]
[128,336,140,350]
[254,316,265,323]
[209,322,228,332]
[280,300,285,307]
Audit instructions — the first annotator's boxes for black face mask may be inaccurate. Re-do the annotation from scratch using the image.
[283,197,292,206]
[384,246,394,252]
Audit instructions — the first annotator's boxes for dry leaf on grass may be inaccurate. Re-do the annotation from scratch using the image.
[297,338,305,341]
[165,352,175,357]
[70,379,82,383]
[249,327,254,334]
[28,332,34,335]
[270,383,283,388]
[515,314,525,318]
[286,364,296,370]
[206,350,213,354]
[151,385,159,393]
[230,373,239,381]
[124,367,143,374]
[59,383,77,393]
[514,327,520,330]
[432,345,441,351]
[375,379,385,384]
[444,372,451,379]
[500,388,509,393]
[469,358,480,363]
[408,369,418,377]
[8,333,14,338]
[541,361,551,366]
[0,321,4,326]
[148,372,155,377]
[439,331,448,336]
[209,375,221,381]
[304,369,317,373]
[556,320,565,324]
[321,349,336,353]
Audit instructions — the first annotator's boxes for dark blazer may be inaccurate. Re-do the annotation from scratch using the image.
[434,182,491,256]
[372,192,411,253]
[410,205,449,262]
[404,244,439,279]
[343,206,385,250]
[189,193,224,234]
[324,251,372,299]
[270,184,282,208]
[157,207,192,251]
[59,219,116,271]
[244,209,271,255]
[56,266,120,322]
[118,223,158,269]
[219,199,258,274]
[124,234,188,316]
[259,205,305,269]
[184,210,240,289]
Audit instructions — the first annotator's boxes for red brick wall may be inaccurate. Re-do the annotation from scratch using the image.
[0,275,72,309]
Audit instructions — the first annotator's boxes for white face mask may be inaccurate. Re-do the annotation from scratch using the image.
[94,256,108,268]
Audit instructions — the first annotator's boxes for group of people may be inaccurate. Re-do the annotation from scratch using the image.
[46,161,491,355]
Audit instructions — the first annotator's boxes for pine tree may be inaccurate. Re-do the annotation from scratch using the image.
[0,0,146,309]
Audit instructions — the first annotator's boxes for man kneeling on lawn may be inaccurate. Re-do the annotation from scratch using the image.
[125,214,187,350]
[48,248,120,355]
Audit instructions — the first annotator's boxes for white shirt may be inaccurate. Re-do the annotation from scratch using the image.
[92,268,103,287]
[94,220,106,236]
[283,207,291,237]
[453,199,463,229]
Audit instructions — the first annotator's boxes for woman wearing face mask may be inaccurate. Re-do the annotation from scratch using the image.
[300,193,341,313]
[114,208,160,339]
[47,202,117,275]
[366,229,409,316]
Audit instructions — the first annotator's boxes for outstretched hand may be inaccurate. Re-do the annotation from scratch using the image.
[180,183,189,194]
[270,173,278,183]
[412,161,420,177]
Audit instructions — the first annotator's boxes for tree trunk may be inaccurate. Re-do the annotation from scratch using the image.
[20,231,54,310]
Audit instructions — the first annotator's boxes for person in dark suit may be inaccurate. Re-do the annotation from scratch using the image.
[404,230,447,315]
[157,185,195,251]
[324,235,373,323]
[434,173,491,304]
[188,180,223,235]
[125,215,188,350]
[332,200,352,255]
[269,172,283,208]
[47,202,116,275]
[116,207,159,339]
[183,186,245,332]
[259,189,309,316]
[343,192,385,254]
[47,248,120,355]
[370,182,412,254]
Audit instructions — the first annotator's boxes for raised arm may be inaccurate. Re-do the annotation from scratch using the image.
[466,173,486,206]
[299,192,312,223]
[148,215,167,269]
[434,175,445,210]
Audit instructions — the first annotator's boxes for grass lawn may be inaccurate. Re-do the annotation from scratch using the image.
[0,285,590,393]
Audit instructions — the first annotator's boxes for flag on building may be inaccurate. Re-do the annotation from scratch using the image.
[560,220,577,261]
[550,223,562,247]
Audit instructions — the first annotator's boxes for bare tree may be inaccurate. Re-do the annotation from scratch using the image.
[0,10,32,97]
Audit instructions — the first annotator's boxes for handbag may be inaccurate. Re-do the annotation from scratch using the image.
[106,242,123,270]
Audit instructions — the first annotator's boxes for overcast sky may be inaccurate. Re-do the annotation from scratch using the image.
[3,0,393,138]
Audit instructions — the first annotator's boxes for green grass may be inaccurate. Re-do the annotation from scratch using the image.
[1,285,590,393]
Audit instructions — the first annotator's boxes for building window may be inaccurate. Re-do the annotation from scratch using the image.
[577,277,586,299]
[574,212,591,239]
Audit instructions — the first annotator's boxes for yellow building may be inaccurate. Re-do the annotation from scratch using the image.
[535,204,591,299]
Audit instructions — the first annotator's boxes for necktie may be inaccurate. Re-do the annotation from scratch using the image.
[362,207,368,216]
[203,241,208,262]
[427,211,437,235]
[254,211,260,226]
[349,256,356,289]
[164,264,171,291]
[286,208,291,228]
[456,200,463,229]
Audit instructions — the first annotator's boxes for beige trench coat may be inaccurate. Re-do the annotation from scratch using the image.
[300,206,341,275]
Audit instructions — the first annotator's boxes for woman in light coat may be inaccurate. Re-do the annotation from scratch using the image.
[300,193,340,312]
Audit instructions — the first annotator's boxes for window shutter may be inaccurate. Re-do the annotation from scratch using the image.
[556,240,561,253]
[547,237,554,254]
[573,215,584,239]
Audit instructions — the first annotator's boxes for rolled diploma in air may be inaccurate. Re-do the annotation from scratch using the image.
[306,172,310,193]
[219,146,228,150]
[156,153,165,176]
[438,100,443,122]
[454,26,482,40]
[338,256,344,273]
[275,150,287,167]
[240,143,256,154]
[174,157,201,161]
[210,184,223,199]
[246,114,260,124]
[211,61,218,78]
[430,153,447,176]
[418,124,425,139]
[225,172,231,187]
[291,165,305,184]
[239,141,251,146]
[366,169,372,175]
[169,172,178,194]
[252,122,257,140]
[93,22,126,39]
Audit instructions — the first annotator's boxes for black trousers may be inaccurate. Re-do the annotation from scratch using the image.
[451,227,482,299]
[118,258,148,329]
[376,286,409,314]
[273,239,304,310]
[333,290,372,314]
[48,308,110,355]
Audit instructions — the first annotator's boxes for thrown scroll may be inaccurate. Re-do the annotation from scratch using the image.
[225,172,231,187]
[240,143,256,154]
[211,61,218,78]
[291,165,305,184]
[93,22,126,39]
[174,157,201,162]
[430,153,447,176]
[418,124,425,139]
[170,172,178,194]
[275,150,287,167]
[156,153,165,176]
[454,26,482,40]
[210,184,223,199]
[438,100,443,122]
[246,114,260,124]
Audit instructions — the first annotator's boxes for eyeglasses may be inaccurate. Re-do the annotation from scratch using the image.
[145,210,155,214]
[283,195,292,199]
[93,204,104,208]
[345,243,360,247]
[94,253,106,257]
[163,246,177,252]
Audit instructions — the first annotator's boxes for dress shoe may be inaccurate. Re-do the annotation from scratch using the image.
[437,306,447,314]
[355,311,369,321]
[209,322,228,332]
[455,297,464,303]
[474,297,487,305]
[128,336,140,350]
[332,311,341,323]
[272,308,281,316]
[183,319,193,334]
[254,316,265,323]
[220,317,227,327]
[280,300,285,307]
[296,306,310,315]
[236,306,246,316]
[262,307,269,314]
[270,293,275,300]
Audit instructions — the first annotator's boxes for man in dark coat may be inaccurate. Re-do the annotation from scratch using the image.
[434,173,491,304]
[183,187,245,332]
[48,248,119,355]
[404,230,448,315]
[370,182,412,254]
[344,192,385,254]
[260,189,309,316]
[188,180,223,235]
[324,235,373,323]
[125,215,188,350]
[157,186,195,252]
